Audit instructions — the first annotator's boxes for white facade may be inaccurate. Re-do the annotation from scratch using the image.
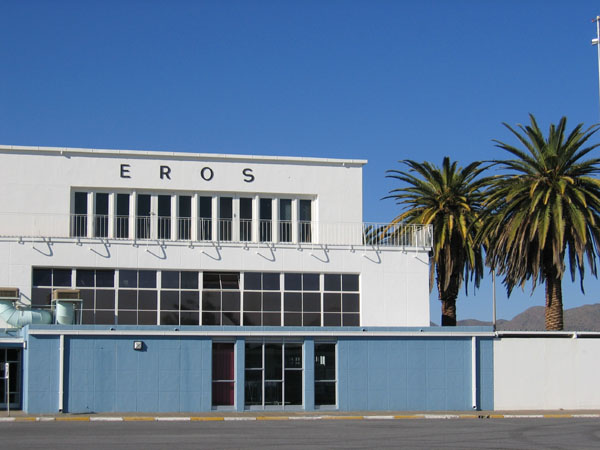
[0,145,432,328]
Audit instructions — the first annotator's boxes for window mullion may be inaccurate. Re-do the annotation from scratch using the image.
[262,342,265,408]
[281,344,286,408]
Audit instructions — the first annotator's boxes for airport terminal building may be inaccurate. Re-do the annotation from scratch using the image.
[0,145,495,414]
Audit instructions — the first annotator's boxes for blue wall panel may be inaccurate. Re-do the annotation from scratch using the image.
[234,338,245,412]
[338,337,477,411]
[23,335,60,414]
[478,338,494,410]
[337,338,349,410]
[65,336,211,413]
[304,338,315,411]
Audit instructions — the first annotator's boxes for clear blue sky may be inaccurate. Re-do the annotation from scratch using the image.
[2,0,600,322]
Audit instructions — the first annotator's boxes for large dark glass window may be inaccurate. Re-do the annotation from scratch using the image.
[178,196,192,240]
[32,268,63,307]
[259,198,272,242]
[94,193,109,238]
[74,269,115,325]
[139,270,157,288]
[31,268,359,328]
[299,199,312,243]
[324,274,359,327]
[116,194,130,239]
[96,270,114,288]
[160,271,200,325]
[72,192,88,237]
[136,194,151,239]
[242,271,358,327]
[240,198,253,241]
[52,269,72,287]
[283,272,320,326]
[117,270,157,325]
[157,195,171,240]
[245,342,303,409]
[279,199,292,243]
[202,272,240,326]
[76,269,94,288]
[219,197,233,241]
[199,196,212,240]
[243,273,281,326]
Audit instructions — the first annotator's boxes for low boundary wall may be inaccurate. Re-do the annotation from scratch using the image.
[494,334,600,410]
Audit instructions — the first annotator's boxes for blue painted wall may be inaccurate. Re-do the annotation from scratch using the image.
[64,336,211,413]
[23,335,60,414]
[338,337,493,411]
[477,338,494,410]
[304,338,315,410]
[234,338,245,412]
[21,327,494,413]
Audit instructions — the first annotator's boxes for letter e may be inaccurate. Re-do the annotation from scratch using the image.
[120,164,131,179]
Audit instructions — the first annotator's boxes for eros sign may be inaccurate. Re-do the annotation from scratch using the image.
[119,164,255,183]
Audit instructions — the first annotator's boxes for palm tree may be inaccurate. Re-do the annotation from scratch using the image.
[386,157,488,326]
[481,115,600,330]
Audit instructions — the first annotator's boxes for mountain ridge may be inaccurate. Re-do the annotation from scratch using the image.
[455,303,600,331]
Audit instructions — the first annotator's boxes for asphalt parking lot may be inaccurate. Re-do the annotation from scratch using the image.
[1,416,599,449]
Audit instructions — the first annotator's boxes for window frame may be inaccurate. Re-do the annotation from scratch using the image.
[244,339,304,411]
[314,341,337,409]
[212,340,236,410]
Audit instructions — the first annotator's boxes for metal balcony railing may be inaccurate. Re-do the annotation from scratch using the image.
[0,213,433,248]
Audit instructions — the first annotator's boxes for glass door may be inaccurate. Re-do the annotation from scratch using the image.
[212,343,235,408]
[244,342,303,410]
[0,348,21,410]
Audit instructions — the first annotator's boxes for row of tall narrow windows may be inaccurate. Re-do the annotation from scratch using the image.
[212,341,336,409]
[72,192,313,243]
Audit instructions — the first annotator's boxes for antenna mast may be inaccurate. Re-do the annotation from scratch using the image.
[592,16,600,119]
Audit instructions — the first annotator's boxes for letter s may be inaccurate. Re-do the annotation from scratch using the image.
[243,168,255,183]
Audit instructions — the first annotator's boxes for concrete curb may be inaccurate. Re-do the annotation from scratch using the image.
[0,413,599,422]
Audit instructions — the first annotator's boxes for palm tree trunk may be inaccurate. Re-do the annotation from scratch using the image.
[545,275,564,331]
[439,274,460,326]
[441,297,457,326]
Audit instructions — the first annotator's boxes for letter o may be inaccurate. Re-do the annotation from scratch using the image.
[201,167,214,181]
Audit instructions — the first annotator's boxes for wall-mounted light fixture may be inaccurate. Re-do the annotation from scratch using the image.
[133,341,143,351]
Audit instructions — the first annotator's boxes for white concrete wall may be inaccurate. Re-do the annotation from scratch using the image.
[0,146,432,328]
[0,146,364,237]
[494,337,600,410]
[0,240,430,327]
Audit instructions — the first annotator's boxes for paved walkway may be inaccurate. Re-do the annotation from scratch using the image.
[1,410,599,422]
